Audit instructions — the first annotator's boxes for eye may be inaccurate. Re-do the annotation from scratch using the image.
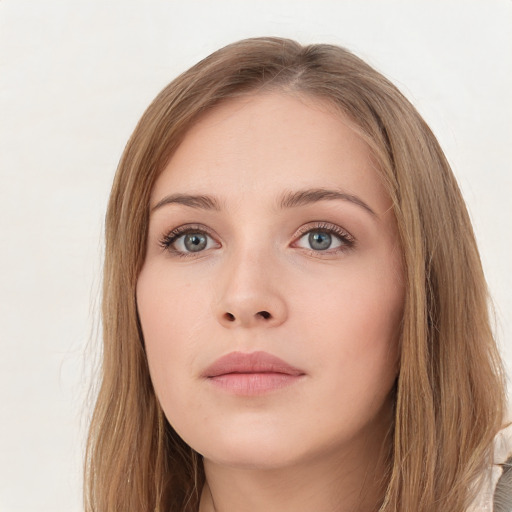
[294,223,355,253]
[159,225,218,256]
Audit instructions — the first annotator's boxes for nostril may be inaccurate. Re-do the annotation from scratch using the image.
[257,311,271,319]
[224,312,236,322]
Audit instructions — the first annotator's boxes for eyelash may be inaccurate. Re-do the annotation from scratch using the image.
[158,222,356,258]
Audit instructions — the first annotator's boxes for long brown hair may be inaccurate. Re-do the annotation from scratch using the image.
[84,37,507,511]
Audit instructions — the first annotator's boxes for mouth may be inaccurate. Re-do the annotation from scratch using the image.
[202,351,306,395]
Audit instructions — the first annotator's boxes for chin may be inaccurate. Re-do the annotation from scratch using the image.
[189,425,304,470]
[203,443,300,471]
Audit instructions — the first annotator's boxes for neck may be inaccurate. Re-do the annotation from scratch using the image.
[198,421,392,512]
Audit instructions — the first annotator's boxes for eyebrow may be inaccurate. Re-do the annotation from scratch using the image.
[278,188,376,216]
[152,193,222,212]
[151,188,376,216]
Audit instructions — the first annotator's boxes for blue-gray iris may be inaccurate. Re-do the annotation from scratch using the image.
[185,233,207,252]
[309,232,331,250]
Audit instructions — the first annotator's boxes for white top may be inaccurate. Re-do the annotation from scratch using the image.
[467,423,512,512]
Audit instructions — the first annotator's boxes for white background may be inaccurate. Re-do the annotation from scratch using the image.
[1,1,511,510]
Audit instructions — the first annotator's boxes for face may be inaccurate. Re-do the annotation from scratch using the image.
[137,92,404,470]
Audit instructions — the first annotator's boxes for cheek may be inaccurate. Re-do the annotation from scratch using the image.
[136,267,223,450]
[137,262,211,342]
[297,255,403,386]
[136,266,207,401]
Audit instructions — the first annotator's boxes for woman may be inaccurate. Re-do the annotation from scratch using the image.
[84,37,510,511]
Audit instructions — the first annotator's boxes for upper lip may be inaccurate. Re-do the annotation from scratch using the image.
[202,351,305,378]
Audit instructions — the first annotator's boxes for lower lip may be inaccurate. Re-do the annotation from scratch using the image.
[207,372,303,395]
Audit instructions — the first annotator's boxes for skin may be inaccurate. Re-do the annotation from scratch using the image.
[137,92,404,512]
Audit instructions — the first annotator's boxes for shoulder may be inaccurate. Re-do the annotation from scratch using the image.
[467,424,512,512]
[493,425,512,512]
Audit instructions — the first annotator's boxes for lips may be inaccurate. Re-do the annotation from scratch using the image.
[203,351,304,377]
[202,351,305,395]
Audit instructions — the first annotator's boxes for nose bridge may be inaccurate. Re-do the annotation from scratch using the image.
[215,237,287,328]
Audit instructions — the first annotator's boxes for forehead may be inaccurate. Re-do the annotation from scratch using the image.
[152,92,390,215]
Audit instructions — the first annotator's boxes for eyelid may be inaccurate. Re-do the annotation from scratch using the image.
[294,221,354,240]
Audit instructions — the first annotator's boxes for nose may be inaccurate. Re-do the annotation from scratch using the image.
[214,249,288,329]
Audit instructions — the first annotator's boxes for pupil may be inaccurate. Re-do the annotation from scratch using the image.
[184,233,207,252]
[309,231,331,251]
